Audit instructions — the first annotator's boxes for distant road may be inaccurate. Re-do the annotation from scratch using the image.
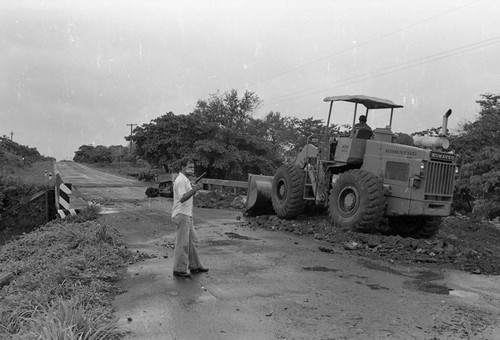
[54,161,142,188]
[53,161,150,210]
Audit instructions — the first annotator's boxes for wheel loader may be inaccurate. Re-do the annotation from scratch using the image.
[247,95,457,236]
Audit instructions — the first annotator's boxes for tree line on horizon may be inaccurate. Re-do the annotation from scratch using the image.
[72,90,500,218]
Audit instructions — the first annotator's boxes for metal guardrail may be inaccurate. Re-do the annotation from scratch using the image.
[200,178,248,194]
[1,190,56,233]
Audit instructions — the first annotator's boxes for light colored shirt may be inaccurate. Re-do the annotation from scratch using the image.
[172,172,193,218]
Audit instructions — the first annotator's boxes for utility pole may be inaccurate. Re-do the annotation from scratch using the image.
[126,123,137,156]
[10,131,13,141]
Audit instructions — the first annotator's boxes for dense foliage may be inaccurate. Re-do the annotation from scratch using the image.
[0,174,51,231]
[128,90,328,180]
[450,93,500,218]
[0,139,55,227]
[0,137,54,165]
[73,145,130,164]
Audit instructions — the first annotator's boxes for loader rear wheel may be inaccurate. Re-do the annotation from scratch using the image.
[272,163,306,219]
[329,169,386,233]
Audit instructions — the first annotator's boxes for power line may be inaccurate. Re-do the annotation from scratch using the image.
[259,35,500,108]
[248,0,480,88]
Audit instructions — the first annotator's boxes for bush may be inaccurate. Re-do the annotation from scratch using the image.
[0,218,132,338]
[472,199,500,220]
[63,205,101,223]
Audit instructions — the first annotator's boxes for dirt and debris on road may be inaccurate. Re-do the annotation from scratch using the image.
[195,191,500,276]
[243,214,500,276]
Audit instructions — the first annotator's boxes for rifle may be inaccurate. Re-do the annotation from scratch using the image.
[194,172,207,184]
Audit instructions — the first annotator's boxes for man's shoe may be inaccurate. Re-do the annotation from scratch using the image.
[173,271,191,278]
[189,267,209,274]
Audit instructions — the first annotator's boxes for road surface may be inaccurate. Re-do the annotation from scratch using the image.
[56,161,500,340]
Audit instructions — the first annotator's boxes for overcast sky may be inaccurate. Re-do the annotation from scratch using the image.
[1,0,499,160]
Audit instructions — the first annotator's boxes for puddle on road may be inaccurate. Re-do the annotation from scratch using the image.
[405,270,452,295]
[360,260,452,295]
[365,283,390,291]
[360,259,402,276]
[208,239,234,246]
[409,280,451,295]
[225,232,257,240]
[449,290,479,299]
[207,232,257,246]
[415,270,446,281]
[303,266,339,272]
[99,207,121,214]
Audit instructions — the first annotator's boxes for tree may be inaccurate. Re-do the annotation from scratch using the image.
[193,89,261,131]
[191,89,284,179]
[73,145,95,163]
[394,132,414,146]
[450,93,500,218]
[73,145,116,163]
[108,145,130,162]
[131,112,215,171]
[130,90,282,180]
[246,112,296,162]
[294,117,329,153]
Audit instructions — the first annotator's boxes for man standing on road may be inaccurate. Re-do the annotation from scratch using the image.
[171,158,208,278]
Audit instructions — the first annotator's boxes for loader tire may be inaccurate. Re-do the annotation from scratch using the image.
[419,217,442,238]
[389,216,441,238]
[145,187,159,198]
[272,163,306,219]
[329,169,386,233]
[387,216,420,236]
[389,216,442,238]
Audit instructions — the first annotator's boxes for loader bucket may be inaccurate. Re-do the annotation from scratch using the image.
[245,174,275,215]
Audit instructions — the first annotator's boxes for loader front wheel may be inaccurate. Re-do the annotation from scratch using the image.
[272,164,306,219]
[329,169,386,232]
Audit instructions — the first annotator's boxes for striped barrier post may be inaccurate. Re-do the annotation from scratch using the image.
[55,174,78,218]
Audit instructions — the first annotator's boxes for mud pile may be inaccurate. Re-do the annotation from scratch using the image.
[244,214,500,276]
[195,191,245,210]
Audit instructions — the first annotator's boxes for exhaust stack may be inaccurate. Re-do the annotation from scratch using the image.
[441,109,452,137]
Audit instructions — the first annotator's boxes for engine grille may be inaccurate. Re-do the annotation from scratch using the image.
[424,161,455,200]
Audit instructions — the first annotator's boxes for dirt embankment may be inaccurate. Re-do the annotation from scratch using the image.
[195,191,500,276]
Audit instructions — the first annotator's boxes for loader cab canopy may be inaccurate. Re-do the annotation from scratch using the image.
[323,95,403,110]
[323,95,403,137]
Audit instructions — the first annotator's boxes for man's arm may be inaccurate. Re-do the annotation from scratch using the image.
[180,182,203,203]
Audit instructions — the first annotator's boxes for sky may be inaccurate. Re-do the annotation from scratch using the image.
[1,0,499,161]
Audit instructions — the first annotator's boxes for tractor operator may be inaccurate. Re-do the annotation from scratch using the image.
[353,115,373,139]
[354,115,372,131]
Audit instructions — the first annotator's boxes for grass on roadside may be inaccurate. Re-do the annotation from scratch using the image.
[11,161,55,187]
[0,208,134,339]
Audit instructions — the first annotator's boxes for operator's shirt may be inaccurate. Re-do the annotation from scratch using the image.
[171,172,193,218]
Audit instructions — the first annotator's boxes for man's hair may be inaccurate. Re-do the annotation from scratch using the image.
[180,158,194,168]
[359,115,367,122]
